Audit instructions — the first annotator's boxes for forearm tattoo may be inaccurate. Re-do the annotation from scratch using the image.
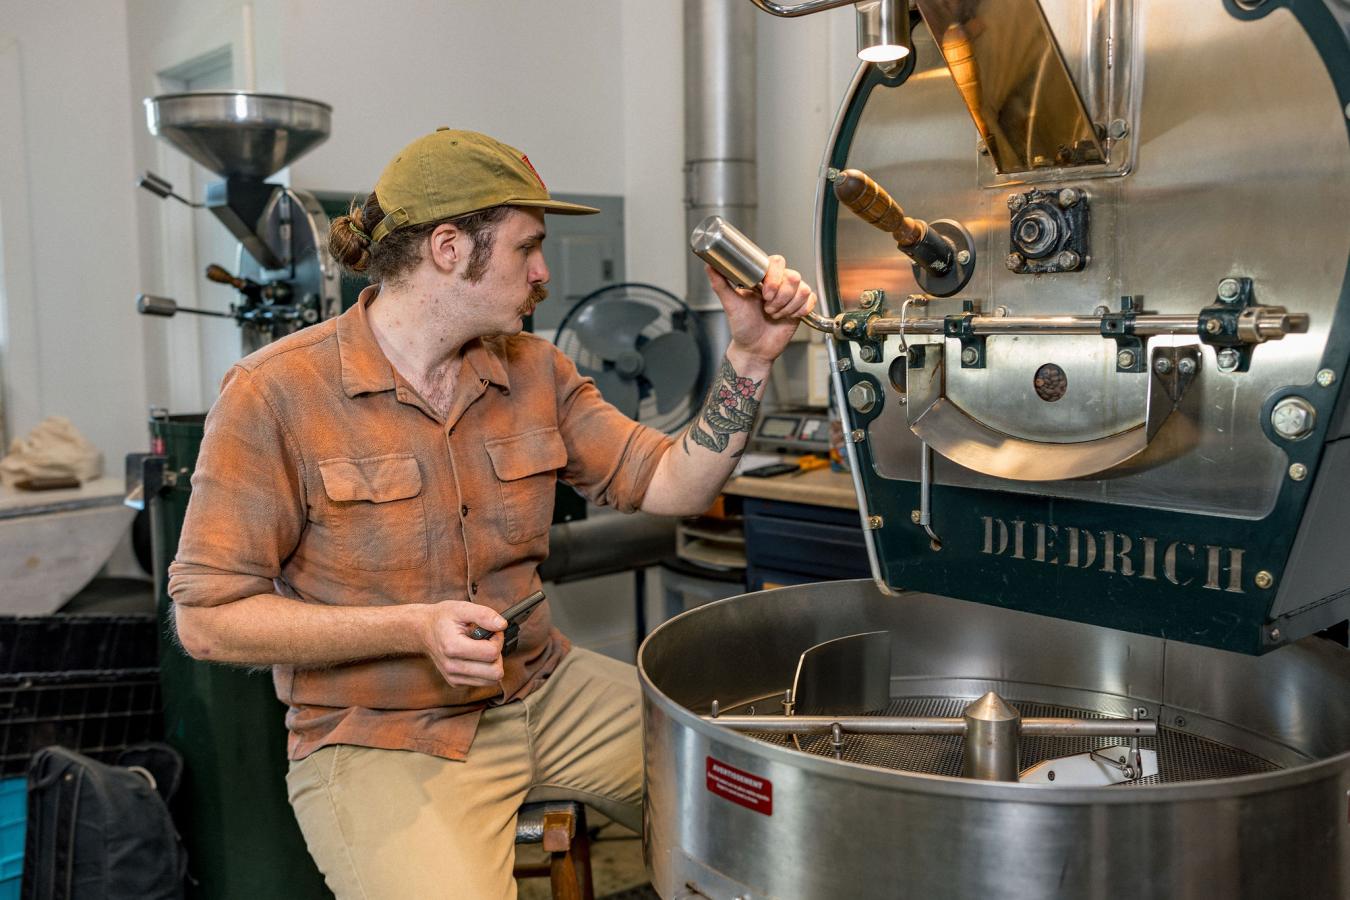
[683,358,762,456]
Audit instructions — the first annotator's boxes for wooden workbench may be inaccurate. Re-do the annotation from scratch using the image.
[722,465,859,511]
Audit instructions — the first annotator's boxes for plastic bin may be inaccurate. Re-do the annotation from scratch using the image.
[0,777,23,900]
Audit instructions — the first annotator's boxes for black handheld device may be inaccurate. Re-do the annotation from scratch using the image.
[469,589,547,654]
[742,462,798,478]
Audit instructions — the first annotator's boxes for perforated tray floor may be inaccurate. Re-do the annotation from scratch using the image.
[746,697,1281,784]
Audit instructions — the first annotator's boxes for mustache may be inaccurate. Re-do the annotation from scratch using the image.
[528,285,549,305]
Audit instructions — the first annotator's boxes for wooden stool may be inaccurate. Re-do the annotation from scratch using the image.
[512,801,595,900]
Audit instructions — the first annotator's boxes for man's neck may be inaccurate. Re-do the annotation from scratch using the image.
[367,281,475,387]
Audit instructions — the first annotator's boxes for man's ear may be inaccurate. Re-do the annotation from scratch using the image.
[427,223,463,274]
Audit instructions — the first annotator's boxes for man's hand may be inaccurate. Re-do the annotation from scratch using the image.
[419,601,509,688]
[706,255,817,366]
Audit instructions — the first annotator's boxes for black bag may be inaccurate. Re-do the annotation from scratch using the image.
[21,744,186,900]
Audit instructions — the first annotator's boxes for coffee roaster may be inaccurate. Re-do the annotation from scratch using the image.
[136,92,340,352]
[130,92,337,899]
[645,1,1350,897]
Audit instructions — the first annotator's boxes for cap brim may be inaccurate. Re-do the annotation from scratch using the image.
[510,198,601,216]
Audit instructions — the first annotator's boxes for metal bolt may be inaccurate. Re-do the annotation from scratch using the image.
[1093,305,1110,317]
[1057,188,1080,208]
[860,289,884,309]
[1006,252,1024,271]
[961,347,980,366]
[956,249,972,266]
[836,358,853,372]
[1007,193,1027,212]
[859,345,878,362]
[1270,396,1315,440]
[1153,357,1173,375]
[867,515,884,530]
[911,510,922,524]
[1289,463,1308,481]
[1269,628,1281,642]
[1204,318,1223,335]
[1117,349,1137,369]
[1177,357,1196,376]
[1255,571,1274,590]
[1217,278,1241,301]
[1108,118,1130,140]
[1174,716,1187,727]
[1056,250,1081,270]
[1217,348,1241,371]
[843,320,858,334]
[1345,102,1350,121]
[978,140,990,156]
[994,306,1010,318]
[848,382,878,413]
[849,428,865,443]
[1316,368,1335,387]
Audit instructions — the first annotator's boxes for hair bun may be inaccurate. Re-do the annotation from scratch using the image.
[328,207,372,273]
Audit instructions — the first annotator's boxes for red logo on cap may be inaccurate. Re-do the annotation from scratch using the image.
[520,155,547,190]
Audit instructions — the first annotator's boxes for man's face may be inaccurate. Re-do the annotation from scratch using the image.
[459,207,550,336]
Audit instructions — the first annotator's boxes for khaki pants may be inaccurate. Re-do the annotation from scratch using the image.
[286,648,642,899]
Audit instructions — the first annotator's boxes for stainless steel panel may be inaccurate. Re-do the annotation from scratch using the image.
[831,3,1350,517]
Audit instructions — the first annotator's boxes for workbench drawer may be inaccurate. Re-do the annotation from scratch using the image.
[743,510,869,586]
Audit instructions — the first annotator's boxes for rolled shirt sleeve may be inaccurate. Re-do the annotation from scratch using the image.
[553,350,674,512]
[167,366,307,608]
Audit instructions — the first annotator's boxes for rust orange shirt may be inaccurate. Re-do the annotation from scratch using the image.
[167,289,673,761]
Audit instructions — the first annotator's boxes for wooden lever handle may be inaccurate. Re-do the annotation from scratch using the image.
[205,264,247,290]
[831,168,925,247]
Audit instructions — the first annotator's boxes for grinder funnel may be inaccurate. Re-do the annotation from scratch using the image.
[144,91,332,181]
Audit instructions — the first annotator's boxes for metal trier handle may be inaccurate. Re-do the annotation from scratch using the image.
[689,215,834,333]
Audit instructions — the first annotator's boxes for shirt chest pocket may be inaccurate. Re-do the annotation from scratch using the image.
[484,428,568,545]
[317,454,429,571]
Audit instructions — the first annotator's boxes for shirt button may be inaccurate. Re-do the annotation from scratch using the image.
[470,582,479,594]
[461,505,469,517]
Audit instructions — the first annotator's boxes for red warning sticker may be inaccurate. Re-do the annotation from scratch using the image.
[706,756,773,816]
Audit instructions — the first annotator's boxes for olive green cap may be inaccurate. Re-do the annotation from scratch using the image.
[370,128,599,242]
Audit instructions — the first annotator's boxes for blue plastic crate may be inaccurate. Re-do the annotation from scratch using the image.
[0,777,22,899]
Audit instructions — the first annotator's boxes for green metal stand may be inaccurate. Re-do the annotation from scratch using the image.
[148,414,330,899]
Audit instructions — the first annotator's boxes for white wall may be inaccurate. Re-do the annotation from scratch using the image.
[0,1,149,468]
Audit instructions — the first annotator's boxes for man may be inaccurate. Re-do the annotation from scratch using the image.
[168,128,815,898]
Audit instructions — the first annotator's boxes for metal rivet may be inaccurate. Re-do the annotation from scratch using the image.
[1174,716,1186,727]
[995,306,1010,318]
[1057,188,1080,208]
[1108,118,1129,140]
[1056,250,1081,270]
[867,515,884,530]
[956,249,972,265]
[1177,357,1196,376]
[1269,628,1281,642]
[1117,349,1136,369]
[1153,357,1172,375]
[961,347,980,366]
[1005,252,1024,271]
[1217,348,1241,371]
[849,428,865,443]
[1093,305,1110,317]
[836,358,852,372]
[910,510,922,524]
[1289,463,1308,481]
[1255,571,1274,590]
[1217,278,1241,301]
[1007,194,1027,212]
[1316,369,1335,387]
[859,346,878,362]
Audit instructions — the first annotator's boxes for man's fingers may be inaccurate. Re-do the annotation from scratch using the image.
[450,600,507,634]
[760,255,787,300]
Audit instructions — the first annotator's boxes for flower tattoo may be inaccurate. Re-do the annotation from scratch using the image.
[683,358,762,455]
